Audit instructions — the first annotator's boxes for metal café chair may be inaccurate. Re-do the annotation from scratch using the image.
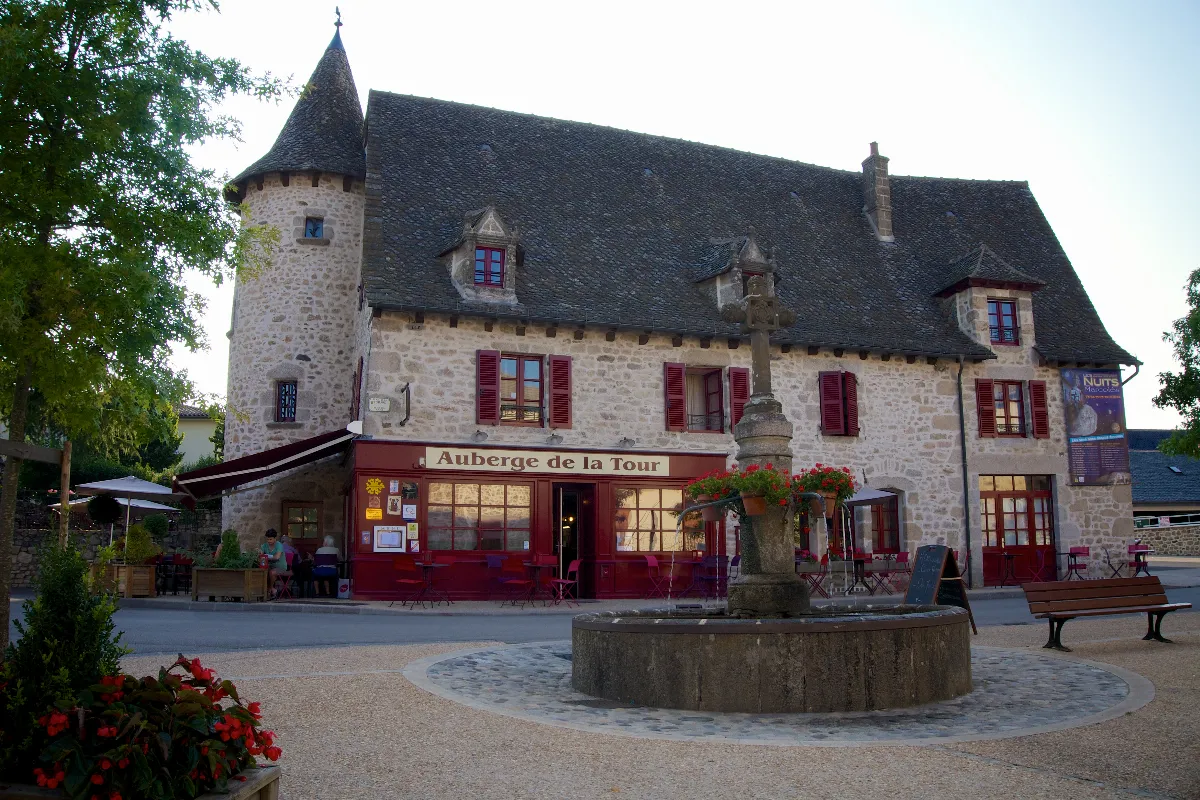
[695,555,728,599]
[869,555,896,595]
[1064,546,1090,580]
[643,555,669,599]
[549,559,581,607]
[1129,543,1153,577]
[500,555,534,606]
[389,554,425,608]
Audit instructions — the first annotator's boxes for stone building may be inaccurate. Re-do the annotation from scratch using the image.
[175,27,1138,595]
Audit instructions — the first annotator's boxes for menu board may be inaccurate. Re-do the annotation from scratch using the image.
[1061,369,1131,486]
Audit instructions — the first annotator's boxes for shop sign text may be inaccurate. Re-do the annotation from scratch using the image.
[425,446,669,476]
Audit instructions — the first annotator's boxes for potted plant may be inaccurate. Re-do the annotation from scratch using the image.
[684,469,739,521]
[96,524,160,599]
[27,656,281,799]
[191,530,268,603]
[731,464,792,516]
[794,464,858,517]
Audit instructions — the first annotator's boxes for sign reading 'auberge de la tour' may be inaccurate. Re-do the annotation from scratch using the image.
[425,446,670,476]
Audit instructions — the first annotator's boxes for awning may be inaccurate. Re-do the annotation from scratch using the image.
[844,487,897,506]
[173,422,361,506]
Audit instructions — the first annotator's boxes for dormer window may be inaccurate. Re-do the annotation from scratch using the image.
[988,299,1019,345]
[304,217,324,239]
[475,247,505,287]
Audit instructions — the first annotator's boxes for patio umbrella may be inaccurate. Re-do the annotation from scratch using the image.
[50,497,179,513]
[75,476,185,545]
[844,487,896,506]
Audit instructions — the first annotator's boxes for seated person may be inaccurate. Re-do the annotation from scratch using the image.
[259,529,287,597]
[293,550,315,598]
[313,535,341,598]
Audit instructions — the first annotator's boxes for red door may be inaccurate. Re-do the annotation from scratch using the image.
[980,475,1056,585]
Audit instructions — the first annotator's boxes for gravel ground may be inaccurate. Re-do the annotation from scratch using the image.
[123,611,1200,800]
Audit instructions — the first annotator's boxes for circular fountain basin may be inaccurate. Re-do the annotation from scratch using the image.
[572,605,971,713]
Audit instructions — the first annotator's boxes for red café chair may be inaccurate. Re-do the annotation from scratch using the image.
[272,552,296,601]
[895,551,912,573]
[500,555,534,606]
[644,555,669,599]
[1065,546,1090,580]
[549,559,582,607]
[389,555,425,608]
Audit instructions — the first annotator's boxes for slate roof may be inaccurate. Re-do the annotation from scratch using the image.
[934,243,1046,297]
[231,31,364,188]
[1127,430,1200,505]
[358,92,1135,364]
[175,404,210,420]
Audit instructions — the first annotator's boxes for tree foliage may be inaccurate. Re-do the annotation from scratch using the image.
[1155,267,1200,456]
[0,0,284,649]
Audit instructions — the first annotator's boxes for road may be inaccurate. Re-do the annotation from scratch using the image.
[8,586,1197,656]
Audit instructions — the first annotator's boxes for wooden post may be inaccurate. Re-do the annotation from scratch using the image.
[58,440,71,546]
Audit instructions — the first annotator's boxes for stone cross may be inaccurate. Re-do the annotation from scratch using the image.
[722,273,796,399]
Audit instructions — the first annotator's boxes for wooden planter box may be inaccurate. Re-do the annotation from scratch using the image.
[87,564,155,598]
[1,765,280,800]
[193,567,269,603]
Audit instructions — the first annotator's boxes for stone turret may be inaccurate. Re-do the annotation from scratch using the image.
[222,23,366,541]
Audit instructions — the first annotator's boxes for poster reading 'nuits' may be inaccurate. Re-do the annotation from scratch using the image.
[1060,369,1131,485]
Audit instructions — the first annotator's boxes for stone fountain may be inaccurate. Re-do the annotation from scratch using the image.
[572,270,972,713]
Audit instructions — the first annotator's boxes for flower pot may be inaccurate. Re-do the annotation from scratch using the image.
[740,493,768,516]
[192,567,270,602]
[695,494,723,522]
[821,492,840,517]
[0,765,280,800]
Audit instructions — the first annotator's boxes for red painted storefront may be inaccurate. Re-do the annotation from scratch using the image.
[346,441,729,600]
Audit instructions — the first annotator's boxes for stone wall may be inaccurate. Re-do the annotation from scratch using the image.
[9,509,222,587]
[1136,524,1200,557]
[223,170,364,540]
[359,310,1134,584]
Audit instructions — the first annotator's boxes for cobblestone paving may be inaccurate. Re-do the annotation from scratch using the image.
[405,642,1150,746]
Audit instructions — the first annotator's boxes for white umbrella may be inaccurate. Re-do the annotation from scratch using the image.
[844,486,896,506]
[75,476,185,545]
[50,496,179,513]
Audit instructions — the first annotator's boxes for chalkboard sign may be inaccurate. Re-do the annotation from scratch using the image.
[905,545,977,634]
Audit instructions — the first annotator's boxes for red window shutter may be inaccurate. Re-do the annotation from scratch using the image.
[728,367,750,427]
[1029,380,1050,439]
[844,372,860,436]
[975,378,996,438]
[548,355,573,429]
[476,349,501,425]
[664,362,687,431]
[819,372,845,435]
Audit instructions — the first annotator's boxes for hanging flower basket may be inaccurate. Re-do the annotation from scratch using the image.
[794,464,859,518]
[695,494,723,522]
[740,493,768,516]
[821,492,840,518]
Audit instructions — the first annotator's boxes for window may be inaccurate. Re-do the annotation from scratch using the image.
[614,486,699,552]
[276,380,297,423]
[685,369,724,432]
[819,371,860,436]
[474,247,505,286]
[993,380,1026,436]
[426,482,531,551]
[872,496,901,553]
[988,299,1019,345]
[975,379,1049,439]
[304,217,323,239]
[500,355,543,425]
[664,364,748,432]
[979,475,1053,547]
[283,503,321,540]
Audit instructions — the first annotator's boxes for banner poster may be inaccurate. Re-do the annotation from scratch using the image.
[1060,368,1131,486]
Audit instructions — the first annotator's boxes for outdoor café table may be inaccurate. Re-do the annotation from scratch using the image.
[998,551,1019,587]
[795,561,829,598]
[1131,546,1155,577]
[413,562,452,608]
[523,561,558,605]
[849,557,875,595]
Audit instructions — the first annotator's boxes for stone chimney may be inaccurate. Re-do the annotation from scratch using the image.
[861,141,894,242]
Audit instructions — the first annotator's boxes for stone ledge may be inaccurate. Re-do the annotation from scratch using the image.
[294,237,330,246]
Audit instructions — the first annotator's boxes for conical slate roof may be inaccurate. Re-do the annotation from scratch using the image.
[231,30,365,187]
[933,243,1046,297]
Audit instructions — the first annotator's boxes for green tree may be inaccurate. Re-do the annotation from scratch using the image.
[1155,267,1200,456]
[0,0,283,649]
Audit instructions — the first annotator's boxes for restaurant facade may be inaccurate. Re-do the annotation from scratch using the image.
[178,27,1141,595]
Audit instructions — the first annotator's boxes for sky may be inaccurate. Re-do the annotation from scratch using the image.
[167,0,1199,429]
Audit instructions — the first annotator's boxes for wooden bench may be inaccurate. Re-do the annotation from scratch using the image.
[1023,576,1191,651]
